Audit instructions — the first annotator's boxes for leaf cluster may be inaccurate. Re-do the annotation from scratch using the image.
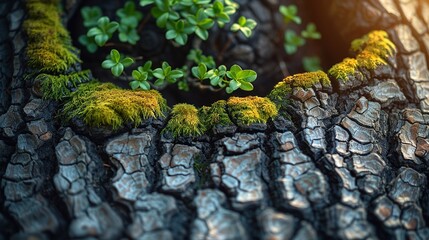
[279,4,322,71]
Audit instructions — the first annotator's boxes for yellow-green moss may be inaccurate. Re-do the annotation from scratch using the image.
[227,96,278,125]
[63,81,167,129]
[164,104,205,137]
[267,70,329,111]
[38,70,91,100]
[328,30,396,82]
[283,70,331,88]
[24,0,80,73]
[328,58,360,82]
[199,100,233,129]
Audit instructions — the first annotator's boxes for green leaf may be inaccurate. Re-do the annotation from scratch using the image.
[140,0,155,7]
[156,12,169,27]
[81,6,103,27]
[238,16,246,26]
[121,57,134,67]
[112,64,124,77]
[302,56,322,72]
[279,5,301,24]
[94,34,109,46]
[192,63,207,79]
[87,28,103,37]
[229,79,240,90]
[237,70,257,82]
[240,27,251,38]
[140,81,150,90]
[301,23,321,39]
[195,28,208,40]
[153,68,165,79]
[230,23,240,32]
[102,59,116,69]
[166,29,177,39]
[239,81,253,91]
[110,49,121,63]
[284,44,297,55]
[170,69,184,79]
[130,81,140,90]
[230,64,242,74]
[284,30,305,55]
[154,78,164,86]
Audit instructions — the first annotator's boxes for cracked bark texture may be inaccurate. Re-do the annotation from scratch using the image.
[1,0,429,239]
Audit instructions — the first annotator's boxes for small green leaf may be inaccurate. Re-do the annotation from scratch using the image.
[301,23,321,39]
[112,64,124,77]
[239,81,253,91]
[279,5,301,24]
[111,49,121,63]
[121,57,134,67]
[140,81,150,90]
[140,0,155,7]
[130,81,140,90]
[102,59,116,69]
[229,79,240,90]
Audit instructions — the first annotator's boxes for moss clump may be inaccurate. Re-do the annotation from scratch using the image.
[24,0,80,73]
[268,70,329,111]
[164,104,205,137]
[199,100,233,129]
[283,70,331,88]
[227,96,277,125]
[63,81,167,129]
[38,70,91,100]
[328,58,360,82]
[328,30,396,82]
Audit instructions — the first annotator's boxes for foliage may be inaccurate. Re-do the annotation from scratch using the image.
[230,16,257,38]
[102,49,134,77]
[279,4,301,24]
[301,23,321,39]
[279,4,322,69]
[283,30,305,55]
[187,49,215,68]
[191,64,257,93]
[87,17,119,46]
[303,56,322,72]
[79,0,258,94]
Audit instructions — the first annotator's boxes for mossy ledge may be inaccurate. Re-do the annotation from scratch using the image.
[63,81,168,130]
[328,30,396,82]
[163,97,277,138]
[24,0,80,73]
[227,96,278,126]
[268,70,330,111]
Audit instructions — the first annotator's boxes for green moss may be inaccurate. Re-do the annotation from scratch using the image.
[199,100,233,129]
[227,96,278,125]
[328,58,360,82]
[283,70,331,88]
[164,104,205,137]
[328,30,396,82]
[63,81,167,129]
[24,0,80,73]
[38,70,91,100]
[267,70,329,111]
